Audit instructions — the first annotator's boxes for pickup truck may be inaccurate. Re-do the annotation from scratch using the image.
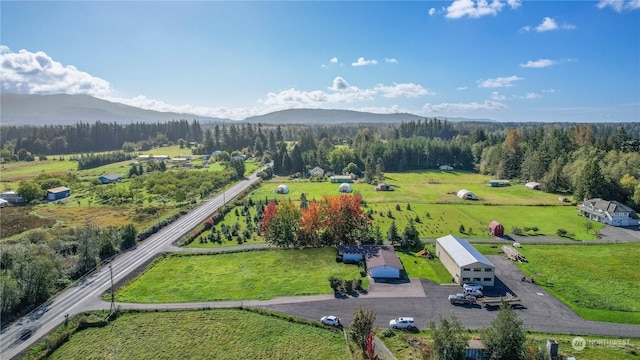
[448,293,477,305]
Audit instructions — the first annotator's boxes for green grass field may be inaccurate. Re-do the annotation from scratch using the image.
[47,310,348,360]
[397,250,452,283]
[378,330,639,360]
[114,248,367,303]
[517,243,640,324]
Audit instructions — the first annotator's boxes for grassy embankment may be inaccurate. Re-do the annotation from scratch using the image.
[43,309,348,360]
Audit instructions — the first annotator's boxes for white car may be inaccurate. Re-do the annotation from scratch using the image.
[389,317,416,330]
[462,283,484,292]
[464,288,484,298]
[320,315,342,327]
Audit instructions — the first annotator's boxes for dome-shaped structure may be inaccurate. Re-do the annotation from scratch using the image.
[338,183,353,193]
[275,184,289,194]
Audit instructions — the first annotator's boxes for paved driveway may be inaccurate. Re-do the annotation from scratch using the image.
[261,255,640,338]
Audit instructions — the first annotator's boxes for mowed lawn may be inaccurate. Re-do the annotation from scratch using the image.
[397,250,452,283]
[48,310,348,360]
[115,248,367,303]
[517,243,640,324]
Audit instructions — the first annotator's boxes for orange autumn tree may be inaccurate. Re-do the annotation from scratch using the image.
[263,195,370,247]
[298,194,370,247]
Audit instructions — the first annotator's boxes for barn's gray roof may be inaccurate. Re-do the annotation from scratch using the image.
[436,235,494,268]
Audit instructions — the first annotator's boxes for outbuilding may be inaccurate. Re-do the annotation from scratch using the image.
[375,183,393,191]
[1,191,25,204]
[0,198,8,208]
[525,182,541,190]
[338,183,353,193]
[98,174,122,184]
[439,165,453,171]
[488,180,510,187]
[456,189,477,200]
[337,245,403,279]
[275,184,289,194]
[488,220,505,237]
[436,234,495,287]
[331,175,354,183]
[47,186,71,201]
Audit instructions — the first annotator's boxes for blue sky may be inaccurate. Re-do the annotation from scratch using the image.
[1,1,639,122]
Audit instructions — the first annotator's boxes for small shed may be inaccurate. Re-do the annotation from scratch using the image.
[338,183,353,193]
[275,184,289,194]
[331,175,353,183]
[439,165,453,171]
[488,180,510,187]
[98,174,122,184]
[525,182,541,190]
[47,186,71,201]
[457,189,477,200]
[375,183,393,191]
[489,220,505,237]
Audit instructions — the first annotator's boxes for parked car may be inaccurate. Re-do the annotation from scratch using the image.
[462,283,484,291]
[320,315,342,327]
[449,293,477,305]
[389,317,416,330]
[464,288,484,298]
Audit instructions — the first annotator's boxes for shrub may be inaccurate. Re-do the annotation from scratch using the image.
[511,226,524,236]
[556,228,568,237]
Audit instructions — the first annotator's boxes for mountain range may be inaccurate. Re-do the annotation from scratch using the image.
[0,93,487,126]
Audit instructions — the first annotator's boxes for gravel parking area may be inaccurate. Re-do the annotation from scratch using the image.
[261,254,640,338]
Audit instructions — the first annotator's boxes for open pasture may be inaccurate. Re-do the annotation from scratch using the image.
[518,243,640,324]
[47,309,348,360]
[114,248,366,303]
[255,170,570,206]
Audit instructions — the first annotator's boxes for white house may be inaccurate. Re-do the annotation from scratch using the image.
[338,245,403,279]
[578,198,639,227]
[436,235,495,287]
[456,189,477,200]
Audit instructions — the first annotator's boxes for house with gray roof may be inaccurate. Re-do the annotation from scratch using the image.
[579,198,639,227]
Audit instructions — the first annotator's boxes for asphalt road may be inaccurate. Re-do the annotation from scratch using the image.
[0,165,270,360]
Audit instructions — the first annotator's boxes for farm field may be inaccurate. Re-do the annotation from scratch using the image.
[46,309,348,360]
[378,330,639,360]
[256,170,570,205]
[113,248,367,303]
[517,243,640,324]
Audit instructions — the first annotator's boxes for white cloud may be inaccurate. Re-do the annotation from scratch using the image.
[374,83,433,98]
[507,0,522,9]
[491,91,507,100]
[330,57,338,64]
[429,7,437,15]
[542,88,556,93]
[522,17,575,32]
[597,0,640,12]
[422,100,506,113]
[0,46,111,97]
[478,75,523,88]
[351,57,378,66]
[520,59,557,68]
[457,86,469,90]
[524,92,541,99]
[385,58,398,64]
[445,0,507,19]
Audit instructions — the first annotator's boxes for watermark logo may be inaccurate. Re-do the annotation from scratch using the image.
[572,336,586,351]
